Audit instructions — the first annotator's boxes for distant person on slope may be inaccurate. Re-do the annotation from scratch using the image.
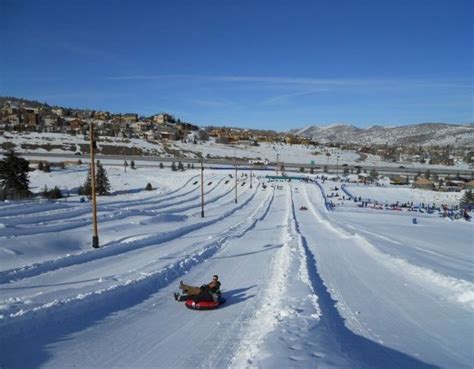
[174,275,221,303]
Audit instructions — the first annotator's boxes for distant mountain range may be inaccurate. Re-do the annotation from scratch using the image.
[289,123,474,147]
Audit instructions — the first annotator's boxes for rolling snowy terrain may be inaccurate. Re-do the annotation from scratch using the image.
[2,131,473,170]
[0,164,473,369]
[291,123,474,146]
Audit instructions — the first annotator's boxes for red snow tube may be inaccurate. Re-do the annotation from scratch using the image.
[185,297,226,310]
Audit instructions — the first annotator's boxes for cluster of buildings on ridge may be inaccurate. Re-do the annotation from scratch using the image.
[0,99,473,167]
[0,100,313,145]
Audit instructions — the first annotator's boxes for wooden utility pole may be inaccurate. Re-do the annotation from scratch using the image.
[276,153,279,176]
[250,163,253,189]
[90,122,99,248]
[200,158,205,217]
[234,160,238,204]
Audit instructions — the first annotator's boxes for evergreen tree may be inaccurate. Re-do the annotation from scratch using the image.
[38,161,44,171]
[460,190,474,207]
[131,160,135,170]
[51,186,63,199]
[0,150,31,200]
[96,162,110,195]
[145,182,153,191]
[159,162,164,169]
[299,167,305,173]
[178,161,184,171]
[171,162,177,171]
[42,185,63,199]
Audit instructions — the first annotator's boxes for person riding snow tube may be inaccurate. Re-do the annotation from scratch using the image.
[174,275,225,310]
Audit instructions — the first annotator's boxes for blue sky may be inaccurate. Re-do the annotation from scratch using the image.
[1,0,473,130]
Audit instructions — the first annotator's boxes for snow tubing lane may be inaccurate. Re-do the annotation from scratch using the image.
[185,297,226,310]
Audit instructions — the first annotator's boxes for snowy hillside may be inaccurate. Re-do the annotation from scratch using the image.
[2,131,473,170]
[291,123,474,146]
[0,164,472,369]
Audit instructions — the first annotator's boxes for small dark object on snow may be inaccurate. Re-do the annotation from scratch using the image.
[300,206,308,211]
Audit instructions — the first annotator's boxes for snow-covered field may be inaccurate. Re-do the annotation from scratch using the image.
[0,165,473,369]
[2,131,472,170]
[342,183,463,207]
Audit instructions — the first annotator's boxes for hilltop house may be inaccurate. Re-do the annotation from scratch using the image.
[51,108,63,116]
[41,115,58,133]
[122,113,138,123]
[68,118,87,134]
[153,113,175,124]
[93,111,110,121]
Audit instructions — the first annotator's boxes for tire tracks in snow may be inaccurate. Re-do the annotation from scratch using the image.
[0,185,275,339]
[0,174,224,237]
[229,184,322,368]
[0,172,200,222]
[306,182,474,309]
[288,184,445,369]
[0,182,260,284]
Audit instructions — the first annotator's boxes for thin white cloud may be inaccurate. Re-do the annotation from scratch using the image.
[106,74,472,90]
[107,74,363,86]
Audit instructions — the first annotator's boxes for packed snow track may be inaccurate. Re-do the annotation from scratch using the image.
[0,168,472,369]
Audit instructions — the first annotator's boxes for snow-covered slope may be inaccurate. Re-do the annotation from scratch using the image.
[292,123,474,146]
[0,165,472,369]
[3,132,473,171]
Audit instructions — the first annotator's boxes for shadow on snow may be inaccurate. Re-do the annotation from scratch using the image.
[291,200,440,369]
[220,285,256,309]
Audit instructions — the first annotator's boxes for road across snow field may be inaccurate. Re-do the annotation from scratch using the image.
[0,167,472,369]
